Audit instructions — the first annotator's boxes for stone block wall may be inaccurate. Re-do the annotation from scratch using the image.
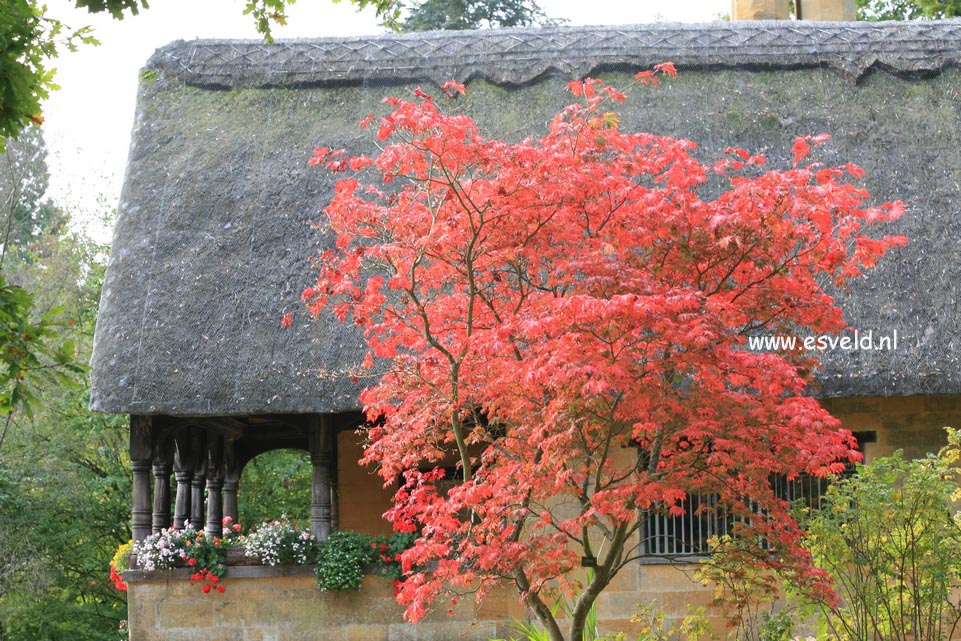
[125,567,516,641]
[336,390,961,535]
[824,394,961,461]
[124,563,723,640]
[337,431,395,536]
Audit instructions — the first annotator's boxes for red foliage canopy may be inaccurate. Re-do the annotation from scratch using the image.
[305,68,906,640]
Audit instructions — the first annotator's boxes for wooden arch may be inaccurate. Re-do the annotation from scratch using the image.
[129,412,364,544]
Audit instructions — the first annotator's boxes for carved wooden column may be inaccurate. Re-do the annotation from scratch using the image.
[330,478,339,532]
[205,433,225,539]
[223,438,240,525]
[190,429,207,531]
[308,415,333,542]
[130,415,153,544]
[330,429,339,531]
[151,429,174,532]
[172,427,193,528]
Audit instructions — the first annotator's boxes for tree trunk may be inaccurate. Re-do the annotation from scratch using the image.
[568,577,606,641]
[526,587,566,641]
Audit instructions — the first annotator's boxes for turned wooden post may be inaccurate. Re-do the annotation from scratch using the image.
[308,415,333,542]
[330,429,339,531]
[172,427,193,528]
[130,415,153,544]
[330,477,339,532]
[151,430,174,532]
[190,429,207,531]
[223,438,240,525]
[205,433,225,539]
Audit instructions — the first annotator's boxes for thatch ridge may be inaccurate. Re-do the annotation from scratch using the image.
[147,20,961,88]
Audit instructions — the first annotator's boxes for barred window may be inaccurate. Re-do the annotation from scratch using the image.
[641,431,873,558]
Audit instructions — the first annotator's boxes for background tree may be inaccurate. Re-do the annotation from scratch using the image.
[0,124,125,641]
[239,449,312,525]
[856,0,961,20]
[67,0,400,32]
[0,0,96,152]
[0,214,129,641]
[399,0,558,31]
[305,71,906,641]
[799,435,961,641]
[0,132,84,451]
[0,128,64,256]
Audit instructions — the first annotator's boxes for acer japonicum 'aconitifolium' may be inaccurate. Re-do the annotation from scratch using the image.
[304,66,906,641]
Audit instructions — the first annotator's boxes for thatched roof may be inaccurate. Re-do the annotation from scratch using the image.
[90,20,961,416]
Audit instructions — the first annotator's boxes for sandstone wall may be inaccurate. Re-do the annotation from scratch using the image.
[125,563,724,641]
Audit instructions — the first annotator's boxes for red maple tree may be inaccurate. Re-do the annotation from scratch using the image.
[305,67,906,641]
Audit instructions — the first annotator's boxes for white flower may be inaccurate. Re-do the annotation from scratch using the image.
[243,519,314,566]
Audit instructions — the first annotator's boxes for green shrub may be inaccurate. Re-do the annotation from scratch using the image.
[315,530,374,591]
[371,530,417,581]
[800,430,961,641]
[694,534,788,641]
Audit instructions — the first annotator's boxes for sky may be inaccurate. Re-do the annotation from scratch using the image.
[40,0,730,236]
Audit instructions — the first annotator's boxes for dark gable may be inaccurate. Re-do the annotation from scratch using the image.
[90,21,961,415]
